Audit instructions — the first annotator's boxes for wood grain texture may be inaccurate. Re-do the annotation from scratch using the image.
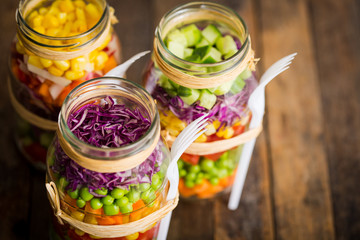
[258,0,335,239]
[308,0,360,239]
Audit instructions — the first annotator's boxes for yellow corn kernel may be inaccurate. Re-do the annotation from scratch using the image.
[233,121,241,127]
[24,48,34,56]
[170,118,186,131]
[39,7,48,15]
[39,58,53,68]
[46,28,60,36]
[97,33,111,51]
[70,211,85,221]
[89,235,102,239]
[84,215,98,225]
[54,60,70,71]
[57,12,67,24]
[212,120,221,129]
[43,14,60,29]
[76,8,86,21]
[74,228,85,236]
[205,124,216,136]
[167,127,179,137]
[216,128,226,138]
[125,232,139,240]
[94,51,109,70]
[28,56,43,69]
[67,12,76,22]
[195,133,207,143]
[70,56,86,72]
[74,0,86,8]
[48,66,64,77]
[32,15,44,28]
[15,41,25,54]
[71,20,87,33]
[65,70,85,80]
[58,22,72,37]
[223,127,234,139]
[140,222,157,233]
[47,5,60,16]
[85,3,100,20]
[27,10,39,22]
[59,0,75,13]
[89,50,98,62]
[33,26,46,34]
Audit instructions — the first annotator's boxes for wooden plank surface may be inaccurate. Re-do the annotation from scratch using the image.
[0,0,359,239]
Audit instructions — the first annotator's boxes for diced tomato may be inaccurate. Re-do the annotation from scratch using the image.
[180,153,200,165]
[233,124,245,136]
[203,151,226,161]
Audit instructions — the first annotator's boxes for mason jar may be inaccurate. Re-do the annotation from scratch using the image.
[143,2,259,199]
[46,78,175,240]
[9,0,122,169]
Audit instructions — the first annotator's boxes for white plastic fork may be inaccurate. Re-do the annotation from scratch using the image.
[104,50,150,78]
[157,113,209,240]
[228,53,297,210]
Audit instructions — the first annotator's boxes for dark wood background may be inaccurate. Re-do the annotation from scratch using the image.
[0,0,359,239]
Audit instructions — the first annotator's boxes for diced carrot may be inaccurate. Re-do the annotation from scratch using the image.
[192,180,212,194]
[103,55,118,74]
[196,180,223,199]
[132,199,146,211]
[84,202,102,215]
[233,124,245,136]
[178,178,195,197]
[130,200,146,222]
[112,215,123,224]
[122,215,130,224]
[180,153,200,165]
[96,216,116,225]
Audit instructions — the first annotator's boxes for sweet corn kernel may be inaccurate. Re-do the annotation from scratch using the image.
[16,41,25,54]
[43,14,60,29]
[33,26,46,34]
[71,20,87,33]
[28,56,44,69]
[195,133,207,143]
[57,12,67,24]
[71,56,86,72]
[74,228,85,236]
[97,33,111,50]
[85,3,100,20]
[67,12,76,22]
[24,48,34,56]
[54,60,70,71]
[39,58,53,68]
[32,15,44,28]
[58,22,72,37]
[48,66,64,77]
[84,215,98,225]
[74,0,86,8]
[170,118,186,131]
[46,28,60,36]
[76,8,86,21]
[140,222,157,233]
[70,211,85,221]
[212,120,221,129]
[89,50,98,62]
[39,7,48,15]
[89,235,102,239]
[216,128,226,138]
[27,10,39,22]
[167,127,179,137]
[59,0,75,13]
[47,5,60,16]
[223,127,234,139]
[94,51,109,70]
[65,70,85,80]
[125,232,139,240]
[205,124,216,136]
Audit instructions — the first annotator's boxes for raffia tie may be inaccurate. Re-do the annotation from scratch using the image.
[7,77,58,131]
[46,181,179,238]
[163,125,263,155]
[153,37,255,89]
[56,126,161,173]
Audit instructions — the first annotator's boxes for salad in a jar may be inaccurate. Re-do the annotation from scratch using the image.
[144,2,258,199]
[10,0,121,169]
[47,79,172,240]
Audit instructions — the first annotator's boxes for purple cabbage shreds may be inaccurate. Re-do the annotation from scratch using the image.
[152,73,258,128]
[52,139,164,191]
[68,96,151,148]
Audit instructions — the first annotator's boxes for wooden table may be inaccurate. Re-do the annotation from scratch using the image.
[0,0,359,239]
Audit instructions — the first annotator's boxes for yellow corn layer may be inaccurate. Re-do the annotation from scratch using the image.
[74,228,85,236]
[39,58,53,68]
[70,211,85,221]
[94,51,109,70]
[54,60,70,71]
[83,215,97,225]
[223,127,234,139]
[89,234,102,239]
[28,55,43,69]
[125,232,139,240]
[48,66,64,77]
[195,133,207,143]
[71,56,86,72]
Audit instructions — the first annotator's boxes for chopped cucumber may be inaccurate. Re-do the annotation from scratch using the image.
[193,46,211,59]
[208,79,234,95]
[178,86,192,97]
[166,29,187,46]
[167,41,185,59]
[224,49,238,59]
[195,38,210,48]
[201,24,222,45]
[239,68,252,80]
[185,54,201,63]
[180,24,202,47]
[184,48,194,58]
[199,89,217,109]
[216,35,237,55]
[230,75,246,94]
[158,75,174,90]
[181,89,201,105]
[202,47,222,63]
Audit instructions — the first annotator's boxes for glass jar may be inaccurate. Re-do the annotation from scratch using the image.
[47,78,171,240]
[9,0,122,170]
[143,2,258,199]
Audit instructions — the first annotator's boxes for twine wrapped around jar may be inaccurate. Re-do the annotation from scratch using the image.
[46,181,179,238]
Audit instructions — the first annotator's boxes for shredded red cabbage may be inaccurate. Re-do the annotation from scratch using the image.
[152,73,257,127]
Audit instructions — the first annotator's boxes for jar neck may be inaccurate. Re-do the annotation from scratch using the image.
[16,0,109,54]
[58,77,160,161]
[155,2,250,78]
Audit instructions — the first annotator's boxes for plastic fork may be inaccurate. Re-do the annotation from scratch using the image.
[157,113,209,240]
[104,50,150,78]
[228,53,297,210]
